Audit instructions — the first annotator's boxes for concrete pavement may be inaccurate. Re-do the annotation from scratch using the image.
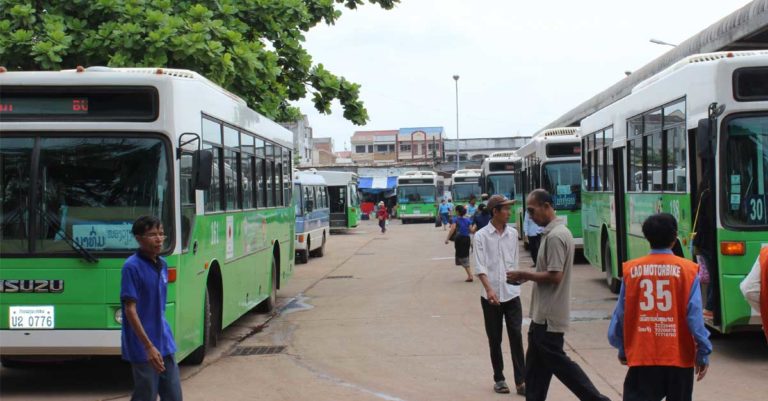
[1,219,766,400]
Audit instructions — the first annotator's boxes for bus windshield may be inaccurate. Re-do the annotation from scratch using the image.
[486,175,515,199]
[723,116,768,227]
[543,161,581,210]
[452,183,481,202]
[397,185,435,204]
[1,136,172,254]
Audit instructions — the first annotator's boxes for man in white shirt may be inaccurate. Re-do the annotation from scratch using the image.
[474,195,526,395]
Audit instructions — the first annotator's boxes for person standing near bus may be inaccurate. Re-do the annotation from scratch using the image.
[121,216,183,401]
[608,213,711,401]
[740,247,768,341]
[523,210,543,267]
[439,199,451,230]
[506,189,610,401]
[467,195,478,217]
[445,205,473,282]
[473,195,526,395]
[377,201,389,234]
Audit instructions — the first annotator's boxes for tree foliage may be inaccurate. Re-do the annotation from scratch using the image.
[0,0,398,124]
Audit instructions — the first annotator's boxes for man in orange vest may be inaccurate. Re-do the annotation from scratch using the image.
[608,213,712,401]
[740,247,768,341]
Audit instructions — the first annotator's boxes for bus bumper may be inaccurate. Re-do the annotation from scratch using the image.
[400,214,433,220]
[0,329,121,355]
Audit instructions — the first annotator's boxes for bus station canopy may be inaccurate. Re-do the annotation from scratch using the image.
[359,176,398,194]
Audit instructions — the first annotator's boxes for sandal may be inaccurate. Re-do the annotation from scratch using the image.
[465,278,474,282]
[494,380,510,394]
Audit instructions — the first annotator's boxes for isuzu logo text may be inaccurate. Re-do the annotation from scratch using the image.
[0,280,64,293]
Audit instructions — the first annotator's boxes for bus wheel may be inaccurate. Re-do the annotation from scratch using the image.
[603,242,621,294]
[256,258,277,313]
[402,219,408,224]
[312,233,326,257]
[296,249,308,264]
[185,288,212,365]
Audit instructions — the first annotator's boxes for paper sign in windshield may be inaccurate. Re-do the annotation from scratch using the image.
[73,223,137,250]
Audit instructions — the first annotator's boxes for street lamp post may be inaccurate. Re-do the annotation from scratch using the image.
[453,74,460,171]
[649,38,677,47]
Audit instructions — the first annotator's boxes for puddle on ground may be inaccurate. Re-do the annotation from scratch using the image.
[279,294,315,315]
[570,309,612,322]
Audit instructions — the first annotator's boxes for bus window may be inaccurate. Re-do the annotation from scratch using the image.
[204,144,222,212]
[543,161,581,210]
[0,138,33,253]
[487,175,515,199]
[224,148,238,210]
[723,116,768,227]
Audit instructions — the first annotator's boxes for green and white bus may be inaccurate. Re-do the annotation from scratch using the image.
[316,170,361,230]
[517,129,583,248]
[451,169,482,209]
[397,171,444,224]
[0,67,294,364]
[480,151,522,228]
[579,51,768,333]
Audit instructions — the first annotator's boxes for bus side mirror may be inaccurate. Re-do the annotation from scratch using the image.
[696,119,713,158]
[193,149,213,190]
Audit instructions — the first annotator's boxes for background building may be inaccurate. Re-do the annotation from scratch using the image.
[312,137,336,165]
[397,126,444,162]
[443,136,530,163]
[351,130,398,163]
[280,114,313,166]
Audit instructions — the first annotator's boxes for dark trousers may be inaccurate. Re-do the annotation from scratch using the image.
[130,355,183,401]
[481,296,526,385]
[378,219,386,233]
[528,235,541,265]
[525,322,610,401]
[623,366,694,401]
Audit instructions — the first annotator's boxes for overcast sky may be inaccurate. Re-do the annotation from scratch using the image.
[293,0,754,151]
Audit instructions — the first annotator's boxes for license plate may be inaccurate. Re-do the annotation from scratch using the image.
[9,306,55,329]
[414,209,421,214]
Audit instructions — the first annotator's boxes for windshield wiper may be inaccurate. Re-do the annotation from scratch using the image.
[34,204,99,263]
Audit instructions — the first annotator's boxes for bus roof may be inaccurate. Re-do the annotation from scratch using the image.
[0,67,293,147]
[581,51,768,145]
[293,171,327,186]
[312,170,359,186]
[516,127,580,160]
[452,169,481,178]
[397,171,437,178]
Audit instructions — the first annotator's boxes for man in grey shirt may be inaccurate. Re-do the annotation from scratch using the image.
[507,189,610,401]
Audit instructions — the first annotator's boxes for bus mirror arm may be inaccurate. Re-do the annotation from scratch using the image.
[192,149,213,190]
[178,132,202,160]
[697,102,725,159]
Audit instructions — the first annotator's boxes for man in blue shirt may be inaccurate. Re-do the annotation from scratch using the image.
[438,199,451,230]
[121,216,182,401]
[523,211,543,266]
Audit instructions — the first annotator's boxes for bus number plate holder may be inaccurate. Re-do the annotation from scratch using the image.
[9,306,55,329]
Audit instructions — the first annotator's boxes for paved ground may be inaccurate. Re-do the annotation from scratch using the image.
[1,219,767,400]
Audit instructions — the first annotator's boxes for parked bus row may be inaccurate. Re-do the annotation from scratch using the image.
[487,51,766,335]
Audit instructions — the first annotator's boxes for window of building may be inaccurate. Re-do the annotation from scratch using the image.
[355,145,366,153]
[400,144,411,152]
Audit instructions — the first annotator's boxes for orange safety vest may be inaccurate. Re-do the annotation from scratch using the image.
[759,247,768,341]
[622,253,699,367]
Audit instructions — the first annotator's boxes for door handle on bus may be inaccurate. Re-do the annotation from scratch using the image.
[193,240,198,255]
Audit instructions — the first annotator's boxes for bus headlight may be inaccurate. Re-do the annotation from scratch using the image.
[115,308,123,325]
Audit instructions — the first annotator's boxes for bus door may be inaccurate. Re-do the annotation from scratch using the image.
[328,185,348,228]
[612,146,628,276]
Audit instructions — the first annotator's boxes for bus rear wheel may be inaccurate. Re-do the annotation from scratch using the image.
[603,242,621,294]
[311,233,326,257]
[256,258,277,313]
[185,288,212,365]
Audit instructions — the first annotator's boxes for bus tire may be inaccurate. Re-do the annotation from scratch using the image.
[296,249,308,264]
[311,233,326,257]
[184,288,212,365]
[603,241,621,294]
[402,219,408,224]
[256,258,277,313]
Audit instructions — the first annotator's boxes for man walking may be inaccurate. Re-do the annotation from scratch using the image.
[506,189,610,401]
[121,216,183,401]
[474,195,526,395]
[608,213,712,401]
